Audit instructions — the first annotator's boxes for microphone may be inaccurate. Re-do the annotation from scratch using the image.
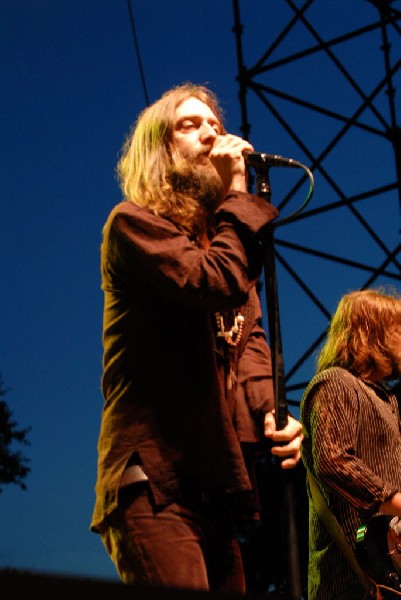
[244,151,299,168]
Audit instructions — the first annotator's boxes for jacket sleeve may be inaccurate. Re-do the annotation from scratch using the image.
[102,193,278,312]
[301,374,399,516]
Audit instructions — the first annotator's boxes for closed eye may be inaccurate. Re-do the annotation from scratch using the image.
[177,116,221,134]
[180,119,197,130]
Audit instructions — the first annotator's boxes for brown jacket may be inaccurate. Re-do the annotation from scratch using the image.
[91,191,278,532]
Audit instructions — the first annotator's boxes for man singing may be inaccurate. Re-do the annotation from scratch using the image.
[91,83,303,593]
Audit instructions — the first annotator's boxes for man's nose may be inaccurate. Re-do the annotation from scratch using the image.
[200,122,217,143]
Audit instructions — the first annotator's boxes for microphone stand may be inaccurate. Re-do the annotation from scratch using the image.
[252,162,304,600]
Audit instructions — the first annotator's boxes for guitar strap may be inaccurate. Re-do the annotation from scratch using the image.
[307,471,383,599]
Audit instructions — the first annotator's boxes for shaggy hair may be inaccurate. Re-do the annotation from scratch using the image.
[116,83,226,236]
[317,288,401,380]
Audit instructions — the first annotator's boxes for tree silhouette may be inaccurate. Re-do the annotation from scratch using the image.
[0,374,30,492]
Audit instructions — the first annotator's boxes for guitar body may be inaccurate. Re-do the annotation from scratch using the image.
[356,515,401,596]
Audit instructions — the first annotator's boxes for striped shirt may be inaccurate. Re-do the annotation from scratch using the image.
[301,367,401,600]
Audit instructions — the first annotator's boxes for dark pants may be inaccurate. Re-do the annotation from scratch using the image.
[101,482,246,593]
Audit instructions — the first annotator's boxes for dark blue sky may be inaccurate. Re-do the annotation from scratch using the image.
[1,0,400,581]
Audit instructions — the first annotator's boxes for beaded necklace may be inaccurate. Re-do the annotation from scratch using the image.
[214,311,244,347]
[214,310,245,390]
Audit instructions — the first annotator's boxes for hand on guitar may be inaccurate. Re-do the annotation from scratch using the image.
[388,517,401,578]
[390,517,401,535]
[264,411,303,469]
[381,492,401,518]
[356,515,401,596]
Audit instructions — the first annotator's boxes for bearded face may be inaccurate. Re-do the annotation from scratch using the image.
[168,153,224,215]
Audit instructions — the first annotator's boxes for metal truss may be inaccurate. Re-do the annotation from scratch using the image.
[232,0,401,407]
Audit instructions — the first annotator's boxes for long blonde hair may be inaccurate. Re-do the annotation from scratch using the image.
[116,83,226,235]
[317,288,401,379]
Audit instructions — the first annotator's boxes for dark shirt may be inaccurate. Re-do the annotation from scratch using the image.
[91,191,278,532]
[301,367,401,600]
